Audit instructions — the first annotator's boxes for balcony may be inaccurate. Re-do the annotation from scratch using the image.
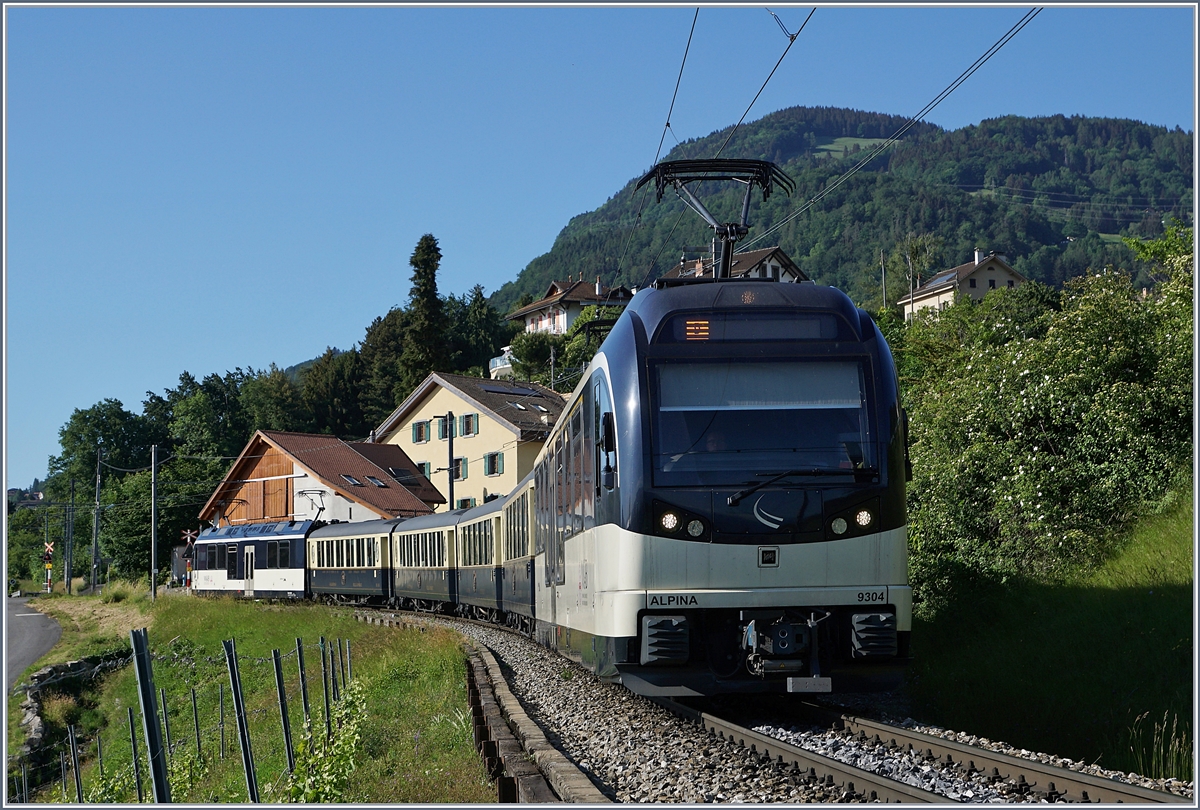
[488,346,514,380]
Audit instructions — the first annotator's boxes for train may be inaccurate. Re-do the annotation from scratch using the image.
[191,274,912,696]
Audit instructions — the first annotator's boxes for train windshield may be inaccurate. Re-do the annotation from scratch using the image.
[650,359,874,486]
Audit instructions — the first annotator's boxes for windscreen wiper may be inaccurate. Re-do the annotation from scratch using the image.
[726,468,873,507]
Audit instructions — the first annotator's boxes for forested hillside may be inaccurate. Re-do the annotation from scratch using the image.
[490,107,1192,313]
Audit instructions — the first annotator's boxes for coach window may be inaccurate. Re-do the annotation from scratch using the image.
[267,541,279,569]
[279,540,290,569]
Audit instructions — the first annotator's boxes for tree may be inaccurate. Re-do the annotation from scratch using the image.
[302,348,367,438]
[398,234,449,394]
[46,399,153,503]
[446,285,509,376]
[240,365,309,434]
[359,307,410,428]
[509,330,565,386]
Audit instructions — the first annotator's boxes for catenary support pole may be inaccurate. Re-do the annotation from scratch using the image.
[150,445,158,600]
[91,445,102,593]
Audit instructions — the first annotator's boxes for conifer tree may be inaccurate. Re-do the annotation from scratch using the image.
[398,234,449,395]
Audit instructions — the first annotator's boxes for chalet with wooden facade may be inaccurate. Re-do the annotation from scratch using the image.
[371,373,566,511]
[198,430,442,527]
[660,246,809,283]
[902,249,1027,320]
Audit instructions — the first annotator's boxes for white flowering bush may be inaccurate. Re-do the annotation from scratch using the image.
[888,227,1192,615]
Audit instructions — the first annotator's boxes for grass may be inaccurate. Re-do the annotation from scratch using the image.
[11,595,495,803]
[908,484,1193,779]
[813,136,887,156]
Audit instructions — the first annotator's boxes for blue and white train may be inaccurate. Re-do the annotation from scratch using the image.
[193,277,911,695]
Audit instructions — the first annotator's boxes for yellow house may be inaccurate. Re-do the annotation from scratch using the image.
[370,373,566,511]
[902,249,1027,320]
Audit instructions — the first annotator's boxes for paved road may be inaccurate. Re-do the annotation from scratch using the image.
[7,596,62,693]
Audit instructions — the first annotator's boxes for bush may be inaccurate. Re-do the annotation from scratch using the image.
[897,231,1192,615]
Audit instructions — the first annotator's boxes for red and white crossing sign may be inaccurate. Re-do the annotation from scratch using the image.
[181,529,198,543]
[44,542,54,554]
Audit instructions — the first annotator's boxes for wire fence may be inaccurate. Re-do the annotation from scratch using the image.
[7,631,357,804]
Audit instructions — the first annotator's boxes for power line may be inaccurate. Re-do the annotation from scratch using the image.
[613,8,701,288]
[746,7,1043,250]
[712,8,815,159]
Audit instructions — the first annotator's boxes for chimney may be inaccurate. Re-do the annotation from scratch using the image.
[974,248,984,265]
[596,276,602,295]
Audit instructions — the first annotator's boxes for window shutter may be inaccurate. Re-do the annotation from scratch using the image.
[461,457,468,480]
[498,452,504,475]
[411,423,418,443]
[458,414,466,436]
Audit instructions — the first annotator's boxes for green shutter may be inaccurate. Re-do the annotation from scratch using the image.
[461,457,468,480]
[498,452,504,475]
[411,423,418,443]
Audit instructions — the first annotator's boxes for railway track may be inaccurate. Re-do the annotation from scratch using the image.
[789,702,1192,804]
[356,607,1190,803]
[649,696,946,802]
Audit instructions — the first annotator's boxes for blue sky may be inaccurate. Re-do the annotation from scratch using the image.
[4,5,1196,489]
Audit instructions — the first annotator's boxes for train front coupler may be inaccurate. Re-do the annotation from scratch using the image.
[740,608,832,692]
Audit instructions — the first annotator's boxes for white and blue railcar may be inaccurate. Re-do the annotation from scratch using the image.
[192,520,310,599]
[525,279,912,695]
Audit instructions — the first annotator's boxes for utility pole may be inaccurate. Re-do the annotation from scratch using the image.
[881,250,887,309]
[150,445,158,601]
[446,412,455,511]
[66,480,75,595]
[549,346,556,392]
[91,445,102,593]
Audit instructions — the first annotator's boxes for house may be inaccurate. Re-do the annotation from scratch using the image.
[198,430,442,527]
[902,249,1027,320]
[660,246,809,282]
[371,372,566,511]
[507,276,635,336]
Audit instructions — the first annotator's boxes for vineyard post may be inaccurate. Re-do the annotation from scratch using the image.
[272,649,295,772]
[68,725,83,802]
[296,638,311,725]
[319,636,331,741]
[223,638,259,802]
[160,687,173,758]
[128,707,144,802]
[219,684,226,759]
[130,627,170,802]
[192,688,202,760]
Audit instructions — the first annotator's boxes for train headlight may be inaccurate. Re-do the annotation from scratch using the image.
[856,509,873,528]
[831,517,848,535]
[686,519,705,537]
[660,511,680,532]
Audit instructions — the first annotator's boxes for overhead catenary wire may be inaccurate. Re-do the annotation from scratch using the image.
[745,7,1043,250]
[638,8,814,290]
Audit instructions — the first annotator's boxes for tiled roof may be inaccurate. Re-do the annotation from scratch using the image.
[374,372,567,444]
[199,431,437,522]
[661,246,808,281]
[259,431,438,515]
[507,281,634,321]
[347,441,445,505]
[912,253,1027,295]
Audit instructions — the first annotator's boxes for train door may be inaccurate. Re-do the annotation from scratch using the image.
[244,547,255,597]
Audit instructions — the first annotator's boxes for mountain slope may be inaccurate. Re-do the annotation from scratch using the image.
[490,106,1192,313]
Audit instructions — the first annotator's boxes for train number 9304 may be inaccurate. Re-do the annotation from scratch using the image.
[856,590,886,603]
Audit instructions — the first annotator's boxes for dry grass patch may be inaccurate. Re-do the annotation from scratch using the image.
[31,591,150,665]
